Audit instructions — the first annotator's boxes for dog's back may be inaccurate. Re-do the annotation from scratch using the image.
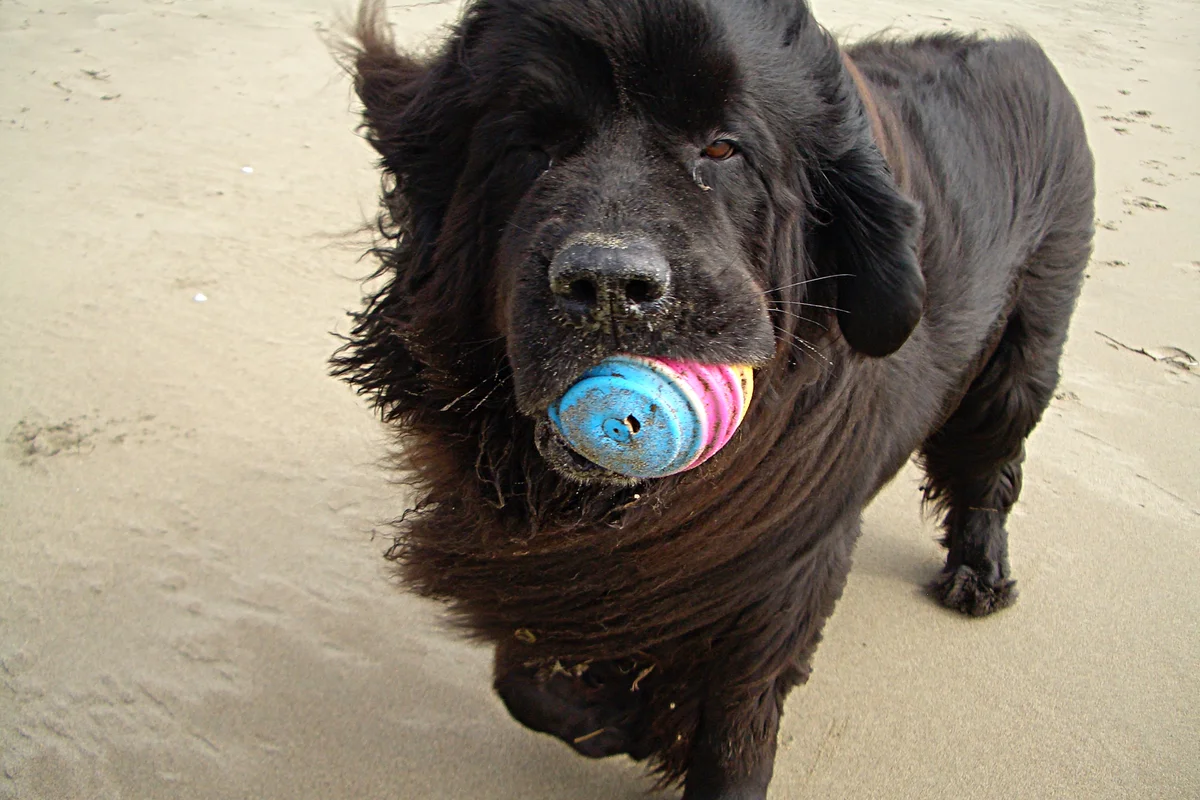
[849,35,1094,401]
[851,34,1094,253]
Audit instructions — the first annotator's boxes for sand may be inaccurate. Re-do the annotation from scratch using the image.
[1,0,1196,798]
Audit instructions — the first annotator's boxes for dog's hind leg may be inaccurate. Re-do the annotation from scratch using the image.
[920,231,1088,616]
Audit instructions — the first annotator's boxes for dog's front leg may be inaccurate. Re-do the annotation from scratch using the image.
[683,521,861,799]
[683,687,781,800]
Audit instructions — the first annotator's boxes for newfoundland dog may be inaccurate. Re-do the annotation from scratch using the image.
[332,0,1094,797]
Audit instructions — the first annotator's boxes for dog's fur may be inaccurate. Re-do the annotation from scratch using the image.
[332,1,1094,797]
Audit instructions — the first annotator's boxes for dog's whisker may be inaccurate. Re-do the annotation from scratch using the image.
[767,307,829,331]
[457,335,507,347]
[762,274,853,293]
[466,371,511,416]
[440,384,486,412]
[440,364,506,413]
[767,300,847,314]
[717,274,852,315]
[772,324,833,369]
[456,335,507,362]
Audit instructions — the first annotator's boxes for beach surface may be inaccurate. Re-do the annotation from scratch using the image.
[1,0,1197,797]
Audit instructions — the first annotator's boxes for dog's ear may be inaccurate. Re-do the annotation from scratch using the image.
[346,3,434,171]
[334,3,506,423]
[343,2,478,219]
[809,73,925,358]
[354,55,426,164]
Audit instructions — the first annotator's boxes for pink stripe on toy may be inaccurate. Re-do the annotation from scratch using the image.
[654,359,749,472]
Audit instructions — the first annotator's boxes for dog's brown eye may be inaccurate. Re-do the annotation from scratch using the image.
[702,140,737,160]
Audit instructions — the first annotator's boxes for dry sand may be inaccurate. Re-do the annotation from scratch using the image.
[1,0,1197,798]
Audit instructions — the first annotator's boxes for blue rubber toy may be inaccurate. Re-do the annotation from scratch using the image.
[548,356,703,478]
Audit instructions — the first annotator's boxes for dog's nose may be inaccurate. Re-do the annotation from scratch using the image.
[549,239,670,315]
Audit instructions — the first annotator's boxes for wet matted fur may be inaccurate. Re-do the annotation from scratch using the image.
[331,1,1094,797]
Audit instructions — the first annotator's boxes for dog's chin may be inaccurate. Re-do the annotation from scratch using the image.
[534,418,644,487]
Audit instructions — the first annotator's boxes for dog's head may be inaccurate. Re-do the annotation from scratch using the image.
[337,0,923,484]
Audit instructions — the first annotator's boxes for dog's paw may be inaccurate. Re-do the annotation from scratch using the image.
[930,564,1017,616]
[493,662,652,759]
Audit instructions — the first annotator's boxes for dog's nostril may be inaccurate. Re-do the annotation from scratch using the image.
[624,279,661,304]
[568,279,598,307]
[549,239,670,313]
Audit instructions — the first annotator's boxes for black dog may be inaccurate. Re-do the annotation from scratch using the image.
[332,0,1094,797]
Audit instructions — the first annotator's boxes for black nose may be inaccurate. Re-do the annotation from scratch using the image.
[549,238,670,315]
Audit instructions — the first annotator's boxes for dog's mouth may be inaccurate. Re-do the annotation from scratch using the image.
[535,418,641,486]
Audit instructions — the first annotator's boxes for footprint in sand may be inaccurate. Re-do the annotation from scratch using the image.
[6,417,98,461]
[6,413,168,466]
[1139,159,1182,187]
[1100,108,1160,136]
[1053,390,1081,405]
[1122,196,1168,214]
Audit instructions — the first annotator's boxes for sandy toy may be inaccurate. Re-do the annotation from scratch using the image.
[548,356,753,478]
